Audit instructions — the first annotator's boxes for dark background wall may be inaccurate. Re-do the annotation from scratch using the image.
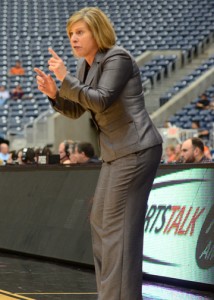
[0,165,101,265]
[0,164,213,287]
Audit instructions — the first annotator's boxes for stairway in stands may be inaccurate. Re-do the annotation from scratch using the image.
[145,41,214,114]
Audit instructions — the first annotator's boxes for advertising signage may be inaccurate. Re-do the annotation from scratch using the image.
[143,167,214,286]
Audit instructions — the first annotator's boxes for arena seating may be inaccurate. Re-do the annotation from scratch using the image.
[140,54,177,87]
[168,84,214,132]
[159,55,214,106]
[0,0,214,138]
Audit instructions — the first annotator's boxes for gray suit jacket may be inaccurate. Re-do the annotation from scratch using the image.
[52,46,162,162]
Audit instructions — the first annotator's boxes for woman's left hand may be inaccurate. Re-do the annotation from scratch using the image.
[48,48,67,82]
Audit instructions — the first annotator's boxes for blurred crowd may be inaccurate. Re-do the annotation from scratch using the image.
[0,60,27,106]
[0,60,213,166]
[0,136,213,167]
[162,137,212,164]
[0,138,101,166]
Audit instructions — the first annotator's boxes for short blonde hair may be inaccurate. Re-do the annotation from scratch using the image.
[66,7,116,51]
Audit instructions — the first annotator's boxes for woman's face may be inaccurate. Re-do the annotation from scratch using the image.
[69,20,99,65]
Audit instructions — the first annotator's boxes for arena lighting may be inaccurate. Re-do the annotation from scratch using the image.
[143,168,214,286]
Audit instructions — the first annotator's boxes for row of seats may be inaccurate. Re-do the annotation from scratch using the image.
[0,98,52,137]
[0,0,214,138]
[169,85,214,130]
[0,0,213,65]
[140,54,177,87]
[159,55,214,106]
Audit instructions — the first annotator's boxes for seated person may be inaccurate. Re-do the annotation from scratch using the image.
[11,84,24,100]
[174,143,182,163]
[9,60,25,76]
[195,93,210,110]
[6,150,18,164]
[0,85,10,105]
[180,137,212,163]
[21,147,36,164]
[69,141,78,164]
[35,146,52,164]
[58,140,74,164]
[0,142,10,164]
[16,148,24,165]
[163,120,172,128]
[74,142,100,163]
[164,144,176,163]
[204,145,212,160]
[191,121,209,140]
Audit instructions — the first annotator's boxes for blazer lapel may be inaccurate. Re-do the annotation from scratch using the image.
[76,58,86,83]
[85,51,106,85]
[85,63,97,85]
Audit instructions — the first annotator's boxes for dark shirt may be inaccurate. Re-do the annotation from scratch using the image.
[11,90,24,99]
[196,99,210,109]
[87,157,101,163]
[199,156,212,163]
[198,128,209,139]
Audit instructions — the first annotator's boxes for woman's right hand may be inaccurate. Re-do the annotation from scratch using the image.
[34,68,58,100]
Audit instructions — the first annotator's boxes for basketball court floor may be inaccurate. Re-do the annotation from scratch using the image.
[0,252,213,300]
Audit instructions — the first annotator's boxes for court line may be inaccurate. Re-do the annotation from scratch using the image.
[17,292,98,295]
[0,289,35,300]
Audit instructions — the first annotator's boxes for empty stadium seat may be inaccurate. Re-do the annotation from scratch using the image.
[0,0,213,138]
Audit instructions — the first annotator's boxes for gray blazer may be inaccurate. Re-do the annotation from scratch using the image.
[52,46,162,162]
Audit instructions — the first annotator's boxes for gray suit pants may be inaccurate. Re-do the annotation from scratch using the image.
[90,145,162,300]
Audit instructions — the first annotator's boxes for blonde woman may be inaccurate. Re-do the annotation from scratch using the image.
[35,7,162,300]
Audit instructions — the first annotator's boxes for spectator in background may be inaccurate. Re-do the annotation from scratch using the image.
[21,147,36,164]
[164,144,176,163]
[0,85,10,105]
[35,146,53,164]
[191,120,209,140]
[209,96,214,109]
[68,141,78,164]
[195,93,210,110]
[10,84,24,100]
[0,143,10,164]
[74,142,100,163]
[16,148,24,165]
[58,140,74,164]
[174,143,182,162]
[180,137,212,163]
[9,60,25,76]
[42,145,53,157]
[6,150,18,164]
[163,120,172,128]
[204,145,212,160]
[35,147,45,164]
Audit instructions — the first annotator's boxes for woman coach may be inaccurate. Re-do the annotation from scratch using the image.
[35,7,162,300]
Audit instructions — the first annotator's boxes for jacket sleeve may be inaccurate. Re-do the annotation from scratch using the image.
[59,51,133,113]
[49,92,86,119]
